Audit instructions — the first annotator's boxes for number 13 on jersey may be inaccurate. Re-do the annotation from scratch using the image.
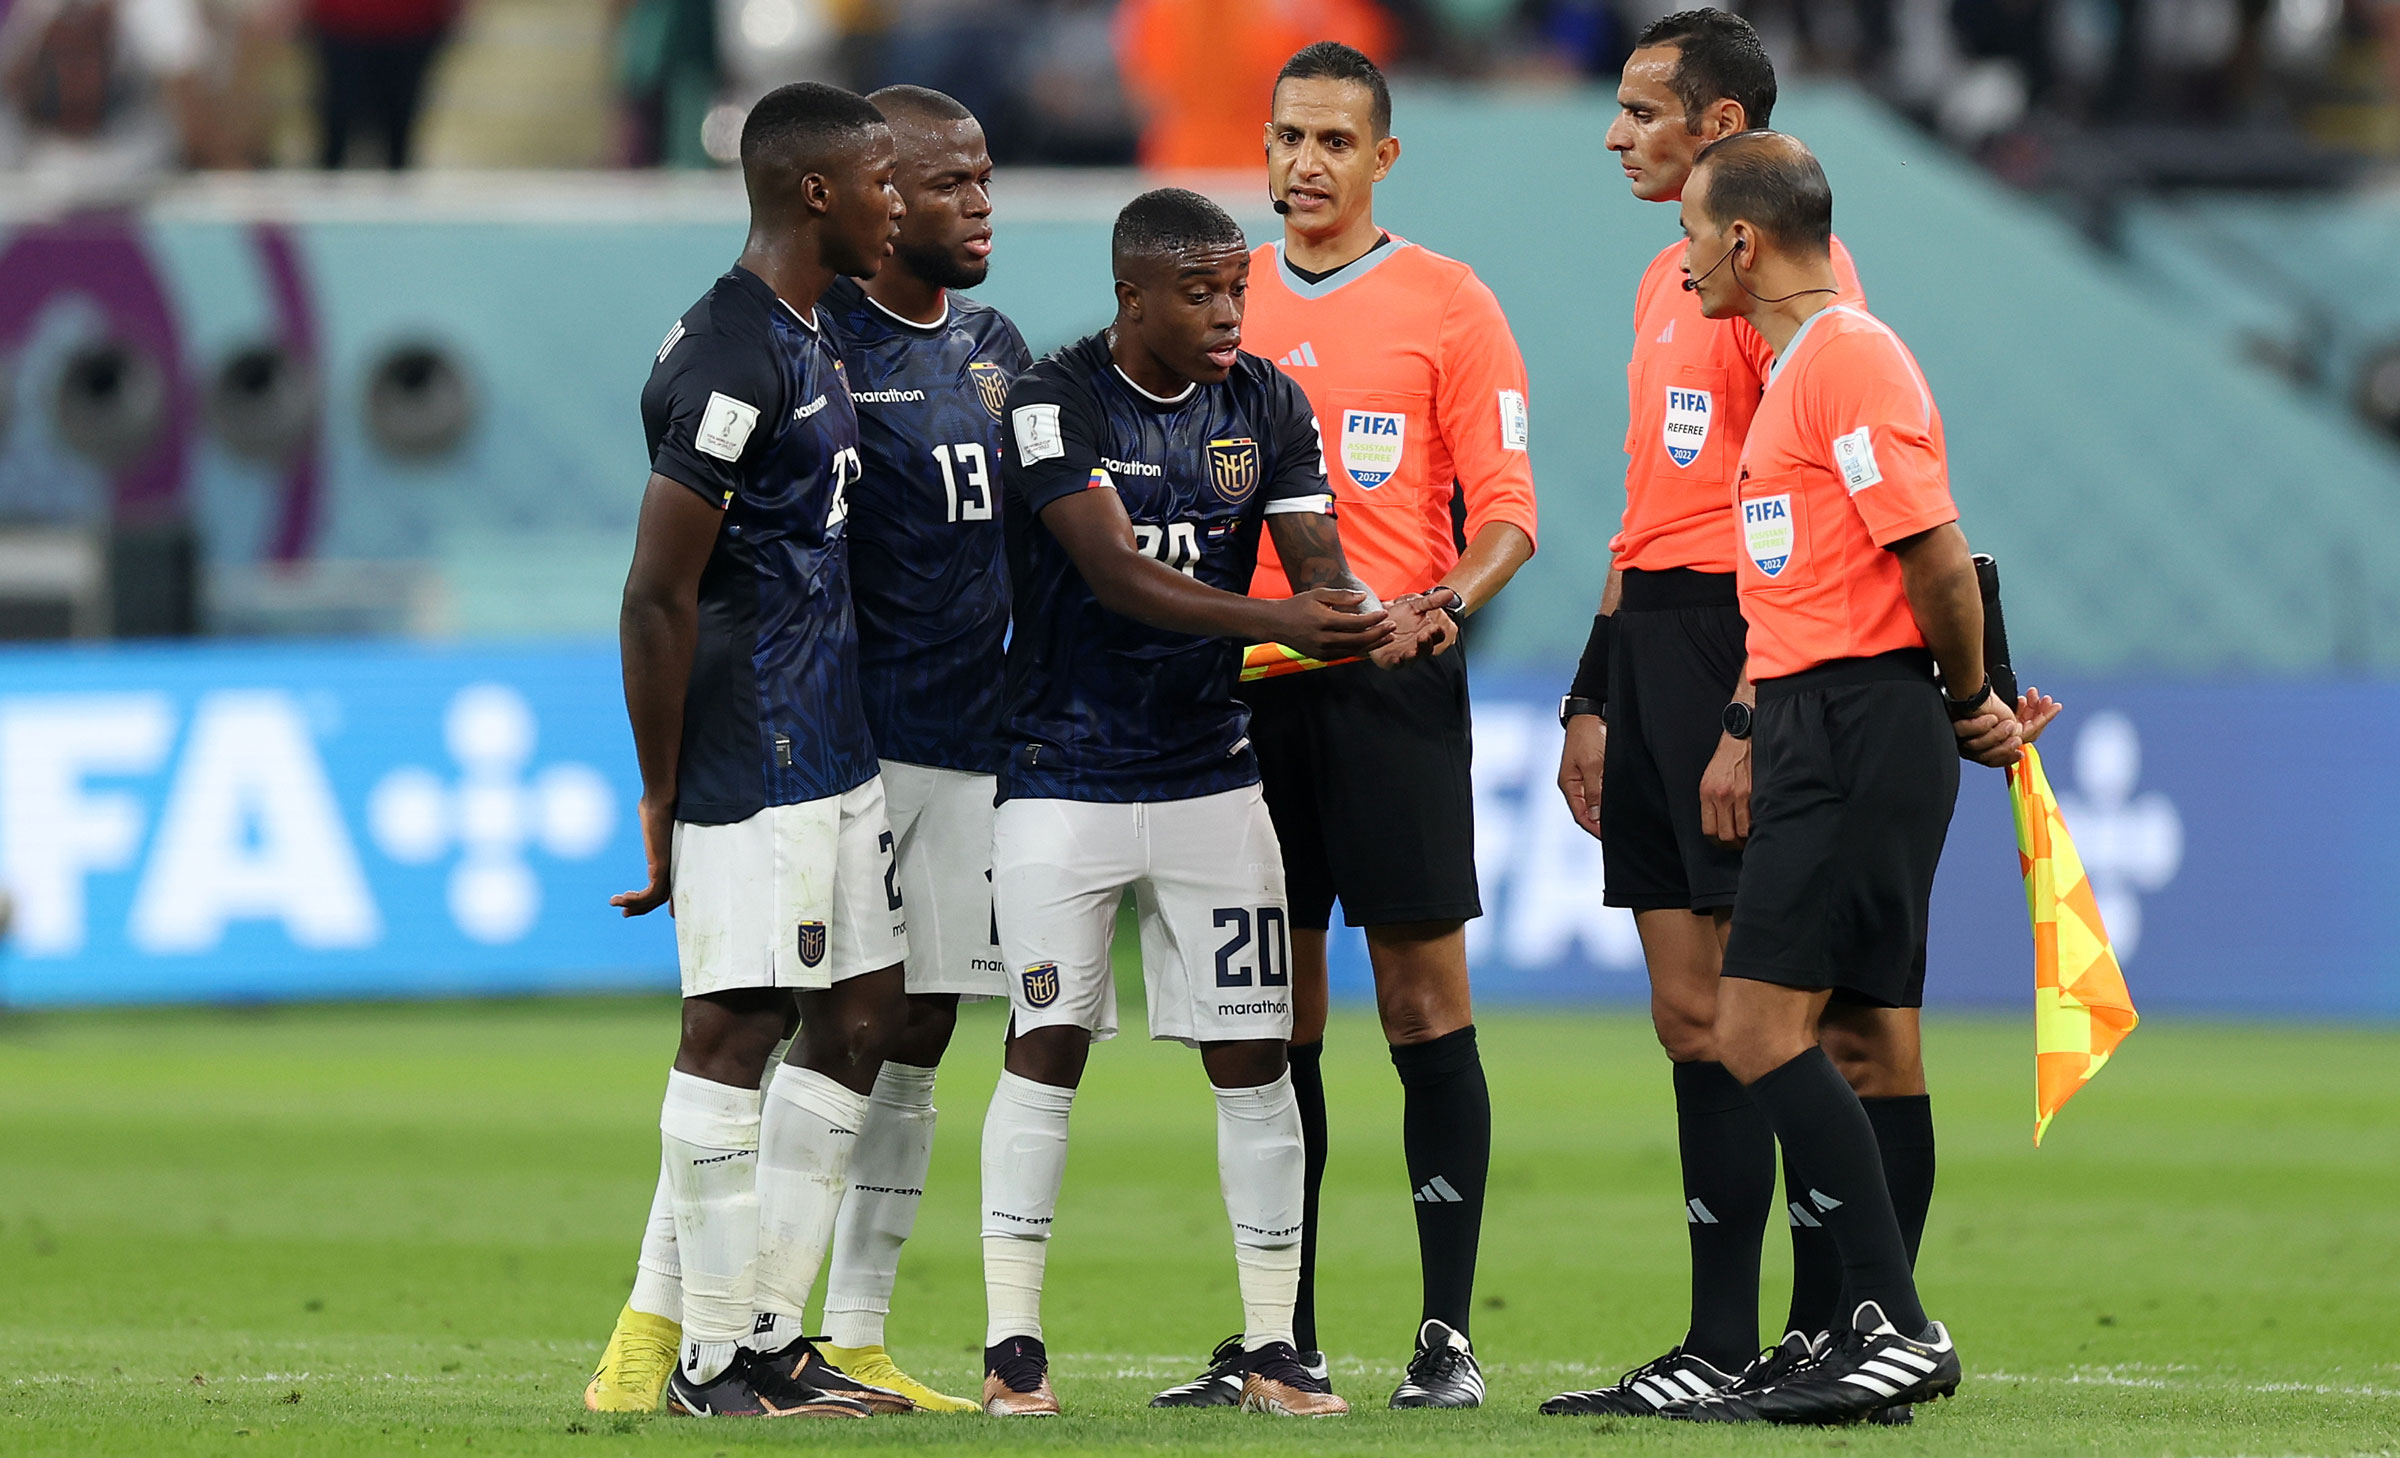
[933,442,993,522]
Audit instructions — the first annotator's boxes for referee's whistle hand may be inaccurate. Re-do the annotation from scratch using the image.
[1954,696,2025,769]
[1270,587,1392,662]
[1558,714,1607,840]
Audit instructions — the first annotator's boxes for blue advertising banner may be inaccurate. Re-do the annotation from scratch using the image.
[3,644,2394,1017]
[0,641,674,1006]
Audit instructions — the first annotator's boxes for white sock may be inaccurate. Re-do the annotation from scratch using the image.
[627,1157,682,1323]
[751,1065,868,1350]
[822,1061,939,1350]
[980,1071,1075,1345]
[659,1069,761,1382]
[1216,1072,1305,1351]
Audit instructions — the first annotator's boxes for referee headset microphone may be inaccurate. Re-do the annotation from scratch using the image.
[1683,230,1838,306]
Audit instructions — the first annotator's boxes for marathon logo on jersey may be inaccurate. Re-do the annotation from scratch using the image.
[695,392,759,462]
[1340,410,1405,490]
[796,920,827,968]
[1021,962,1060,1008]
[1663,387,1713,468]
[1208,438,1261,504]
[1743,494,1795,577]
[968,361,1009,421]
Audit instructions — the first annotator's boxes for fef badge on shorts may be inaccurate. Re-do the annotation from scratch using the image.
[1743,494,1794,578]
[1663,387,1712,468]
[1339,409,1405,490]
[969,361,1010,422]
[797,920,828,968]
[1021,962,1061,1008]
[1208,438,1261,504]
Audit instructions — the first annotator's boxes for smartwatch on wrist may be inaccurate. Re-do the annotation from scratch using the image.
[1559,695,1604,729]
[1942,676,1996,722]
[1721,700,1753,741]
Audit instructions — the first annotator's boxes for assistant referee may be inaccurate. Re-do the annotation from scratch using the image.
[1232,42,1537,1411]
[1671,131,2017,1425]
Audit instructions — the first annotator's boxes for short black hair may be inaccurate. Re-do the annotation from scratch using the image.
[1112,188,1247,281]
[740,82,887,178]
[1276,40,1391,138]
[1636,9,1777,132]
[1691,131,1831,254]
[865,84,976,128]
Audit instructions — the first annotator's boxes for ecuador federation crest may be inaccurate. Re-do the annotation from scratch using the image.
[1021,962,1061,1008]
[1742,493,1794,578]
[1663,387,1713,468]
[1208,438,1261,504]
[796,920,828,967]
[968,361,1009,422]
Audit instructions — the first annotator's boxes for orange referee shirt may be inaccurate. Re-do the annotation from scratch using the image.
[1244,237,1539,602]
[1615,237,1862,573]
[1733,303,1958,681]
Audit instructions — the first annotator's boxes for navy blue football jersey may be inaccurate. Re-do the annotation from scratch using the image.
[640,266,877,823]
[999,331,1333,803]
[823,276,1031,775]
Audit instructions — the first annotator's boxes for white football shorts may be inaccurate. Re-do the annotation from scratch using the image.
[671,775,909,997]
[881,759,1005,999]
[993,783,1294,1047]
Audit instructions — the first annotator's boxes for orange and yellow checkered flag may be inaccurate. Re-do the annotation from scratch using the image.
[2010,744,2140,1145]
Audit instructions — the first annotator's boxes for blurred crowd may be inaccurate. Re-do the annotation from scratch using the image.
[1,0,2395,189]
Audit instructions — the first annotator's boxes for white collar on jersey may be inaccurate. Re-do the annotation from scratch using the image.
[777,297,821,333]
[863,290,950,332]
[1112,362,1197,405]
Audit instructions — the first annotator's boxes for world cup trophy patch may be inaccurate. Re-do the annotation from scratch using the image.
[1021,962,1061,1008]
[968,361,1009,421]
[796,921,828,968]
[1208,437,1260,504]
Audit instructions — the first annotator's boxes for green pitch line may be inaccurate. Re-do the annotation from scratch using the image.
[1,995,2394,1456]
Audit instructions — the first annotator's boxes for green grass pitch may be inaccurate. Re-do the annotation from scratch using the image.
[3,992,2396,1456]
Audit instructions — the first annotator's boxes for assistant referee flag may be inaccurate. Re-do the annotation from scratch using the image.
[2011,744,2140,1145]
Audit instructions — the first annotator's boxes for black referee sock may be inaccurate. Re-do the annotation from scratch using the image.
[1743,1047,1928,1337]
[1782,1159,1846,1338]
[1671,1060,1773,1369]
[1288,1039,1329,1354]
[1391,1025,1490,1338]
[1864,1094,1937,1267]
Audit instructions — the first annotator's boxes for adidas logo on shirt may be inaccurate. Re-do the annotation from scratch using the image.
[1413,1175,1464,1204]
[1280,342,1320,368]
[1656,319,1675,345]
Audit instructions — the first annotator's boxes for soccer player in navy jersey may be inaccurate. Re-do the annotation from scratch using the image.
[596,82,912,1421]
[805,84,1030,1411]
[974,188,1444,1419]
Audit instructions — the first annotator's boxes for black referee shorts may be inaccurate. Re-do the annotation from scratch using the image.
[1722,650,1961,1010]
[1239,645,1481,931]
[1599,568,1748,913]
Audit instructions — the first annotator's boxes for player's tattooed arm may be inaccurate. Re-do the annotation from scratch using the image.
[1266,512,1428,667]
[1041,491,1393,662]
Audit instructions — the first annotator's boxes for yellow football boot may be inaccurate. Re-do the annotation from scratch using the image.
[817,1342,980,1414]
[583,1304,681,1412]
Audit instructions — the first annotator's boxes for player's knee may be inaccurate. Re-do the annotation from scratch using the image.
[675,991,788,1084]
[895,994,959,1066]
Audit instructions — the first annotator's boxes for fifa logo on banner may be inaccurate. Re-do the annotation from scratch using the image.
[2054,712,2181,961]
[368,684,616,945]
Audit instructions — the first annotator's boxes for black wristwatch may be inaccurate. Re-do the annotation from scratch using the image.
[1425,584,1465,618]
[1721,700,1753,741]
[1942,675,1996,722]
[1559,695,1604,728]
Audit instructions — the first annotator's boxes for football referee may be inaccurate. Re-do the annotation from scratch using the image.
[1188,42,1539,1411]
[1671,131,2017,1425]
